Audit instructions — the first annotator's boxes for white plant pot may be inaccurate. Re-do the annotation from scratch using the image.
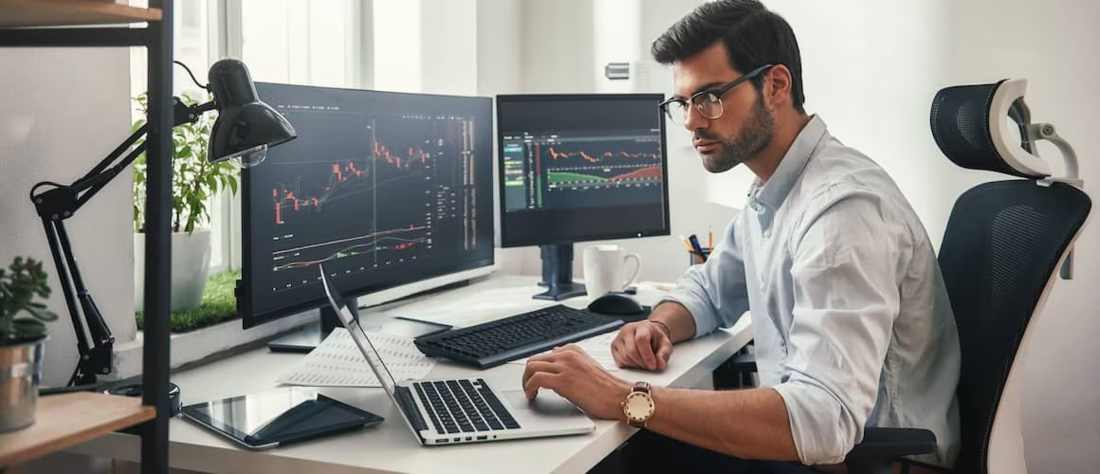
[134,229,212,312]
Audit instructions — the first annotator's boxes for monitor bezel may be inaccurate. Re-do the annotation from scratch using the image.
[494,93,671,248]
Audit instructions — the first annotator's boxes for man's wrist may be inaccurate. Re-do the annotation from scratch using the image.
[614,380,632,423]
[648,319,673,340]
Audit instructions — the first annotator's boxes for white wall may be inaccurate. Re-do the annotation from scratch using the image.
[519,0,596,94]
[372,0,423,93]
[419,0,479,95]
[943,1,1100,471]
[0,49,135,388]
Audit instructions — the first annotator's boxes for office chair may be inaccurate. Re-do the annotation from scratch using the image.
[714,78,1090,474]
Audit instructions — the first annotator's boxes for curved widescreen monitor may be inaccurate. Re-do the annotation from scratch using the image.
[496,93,670,248]
[241,83,495,330]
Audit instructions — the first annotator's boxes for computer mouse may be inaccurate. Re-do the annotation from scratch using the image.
[587,293,645,316]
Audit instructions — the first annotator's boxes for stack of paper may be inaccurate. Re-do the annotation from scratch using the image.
[276,328,435,388]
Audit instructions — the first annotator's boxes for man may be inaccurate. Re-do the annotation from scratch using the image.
[521,1,961,472]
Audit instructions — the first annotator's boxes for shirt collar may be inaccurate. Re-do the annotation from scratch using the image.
[750,115,829,212]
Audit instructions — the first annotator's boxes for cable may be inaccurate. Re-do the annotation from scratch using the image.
[29,181,64,201]
[174,60,208,90]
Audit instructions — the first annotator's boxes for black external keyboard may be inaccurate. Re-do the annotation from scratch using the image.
[413,305,624,369]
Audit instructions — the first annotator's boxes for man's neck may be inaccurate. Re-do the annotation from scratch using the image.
[744,112,812,183]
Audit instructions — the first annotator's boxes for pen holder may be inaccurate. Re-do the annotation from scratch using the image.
[689,248,712,265]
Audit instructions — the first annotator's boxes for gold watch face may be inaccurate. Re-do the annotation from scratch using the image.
[623,391,654,421]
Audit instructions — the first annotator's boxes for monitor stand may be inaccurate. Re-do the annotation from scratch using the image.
[533,244,587,301]
[268,297,359,353]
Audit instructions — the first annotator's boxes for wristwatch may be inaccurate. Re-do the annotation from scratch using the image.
[621,381,655,428]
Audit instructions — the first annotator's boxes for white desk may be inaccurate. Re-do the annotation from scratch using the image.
[68,275,752,474]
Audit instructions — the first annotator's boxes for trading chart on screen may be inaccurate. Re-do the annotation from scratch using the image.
[501,130,664,212]
[258,104,481,294]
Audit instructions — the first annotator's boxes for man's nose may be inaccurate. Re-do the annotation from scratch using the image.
[683,104,708,132]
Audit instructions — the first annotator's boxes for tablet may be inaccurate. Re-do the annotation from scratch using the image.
[383,316,452,339]
[181,387,383,450]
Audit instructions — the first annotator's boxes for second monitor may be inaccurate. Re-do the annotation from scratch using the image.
[496,94,670,300]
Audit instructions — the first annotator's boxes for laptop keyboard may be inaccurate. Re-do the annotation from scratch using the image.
[413,378,521,435]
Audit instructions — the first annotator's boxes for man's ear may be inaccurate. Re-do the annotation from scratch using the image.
[765,65,794,110]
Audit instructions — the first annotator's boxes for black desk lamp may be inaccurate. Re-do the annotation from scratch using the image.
[30,59,296,389]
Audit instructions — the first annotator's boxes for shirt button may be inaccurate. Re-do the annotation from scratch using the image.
[763,229,771,239]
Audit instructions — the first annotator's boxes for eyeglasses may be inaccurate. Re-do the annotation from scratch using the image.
[659,64,774,125]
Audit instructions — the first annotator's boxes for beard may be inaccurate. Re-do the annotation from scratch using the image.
[696,92,775,173]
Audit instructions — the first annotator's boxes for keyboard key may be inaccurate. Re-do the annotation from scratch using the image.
[500,416,520,430]
[414,384,445,434]
[478,387,521,430]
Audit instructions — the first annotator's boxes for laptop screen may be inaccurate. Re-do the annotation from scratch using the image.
[319,267,399,395]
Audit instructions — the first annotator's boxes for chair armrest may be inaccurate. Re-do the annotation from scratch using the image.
[848,427,937,459]
[844,428,938,474]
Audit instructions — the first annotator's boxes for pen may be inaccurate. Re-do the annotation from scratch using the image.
[687,234,706,258]
[680,235,705,264]
[708,227,713,249]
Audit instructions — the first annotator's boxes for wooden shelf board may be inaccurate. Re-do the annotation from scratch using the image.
[0,392,155,468]
[0,0,161,27]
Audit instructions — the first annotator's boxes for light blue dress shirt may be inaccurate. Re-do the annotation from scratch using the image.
[661,116,960,466]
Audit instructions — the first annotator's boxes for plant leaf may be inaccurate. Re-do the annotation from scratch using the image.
[13,319,46,339]
[24,305,58,322]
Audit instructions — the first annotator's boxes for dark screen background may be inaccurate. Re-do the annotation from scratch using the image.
[241,83,495,327]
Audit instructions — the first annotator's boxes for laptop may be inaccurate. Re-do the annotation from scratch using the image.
[318,266,596,446]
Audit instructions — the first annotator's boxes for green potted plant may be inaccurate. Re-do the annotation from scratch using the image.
[132,92,240,311]
[0,257,58,432]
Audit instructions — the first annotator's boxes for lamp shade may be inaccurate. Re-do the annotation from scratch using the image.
[207,59,296,166]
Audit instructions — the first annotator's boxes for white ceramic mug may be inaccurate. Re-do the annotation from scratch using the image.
[583,244,642,297]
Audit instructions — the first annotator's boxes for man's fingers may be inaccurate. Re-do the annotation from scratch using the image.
[523,360,561,379]
[522,359,560,396]
[634,330,658,370]
[619,331,646,368]
[528,350,562,364]
[655,341,673,371]
[611,339,630,368]
[523,372,558,400]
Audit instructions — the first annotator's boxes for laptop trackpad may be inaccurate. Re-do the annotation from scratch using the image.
[501,390,585,418]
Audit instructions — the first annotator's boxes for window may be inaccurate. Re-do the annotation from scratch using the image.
[130,0,367,279]
[239,0,358,88]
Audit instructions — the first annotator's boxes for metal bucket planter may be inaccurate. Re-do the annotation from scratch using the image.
[0,336,46,433]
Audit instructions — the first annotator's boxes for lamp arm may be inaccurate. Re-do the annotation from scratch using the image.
[29,96,213,387]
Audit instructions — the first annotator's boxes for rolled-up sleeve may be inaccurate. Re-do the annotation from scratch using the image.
[659,218,751,338]
[773,187,904,465]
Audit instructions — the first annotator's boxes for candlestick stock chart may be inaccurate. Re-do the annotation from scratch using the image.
[261,109,479,293]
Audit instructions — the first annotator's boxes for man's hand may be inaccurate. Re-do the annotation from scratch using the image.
[522,345,632,421]
[611,320,673,371]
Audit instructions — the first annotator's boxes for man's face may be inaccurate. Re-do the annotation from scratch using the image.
[671,42,774,173]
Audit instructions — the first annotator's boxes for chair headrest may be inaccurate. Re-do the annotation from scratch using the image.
[930,79,1053,179]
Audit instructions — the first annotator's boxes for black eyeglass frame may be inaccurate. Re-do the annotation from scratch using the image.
[658,63,775,122]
